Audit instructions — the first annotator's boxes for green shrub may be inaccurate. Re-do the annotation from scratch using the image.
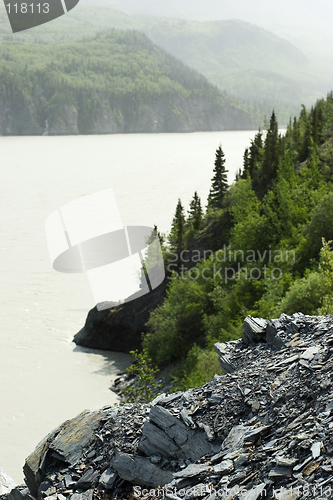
[172,345,222,392]
[277,271,329,315]
[123,349,161,403]
[143,274,209,365]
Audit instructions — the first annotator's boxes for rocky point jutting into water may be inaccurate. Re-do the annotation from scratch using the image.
[2,312,333,499]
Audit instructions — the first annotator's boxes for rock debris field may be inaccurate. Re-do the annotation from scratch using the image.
[2,313,333,500]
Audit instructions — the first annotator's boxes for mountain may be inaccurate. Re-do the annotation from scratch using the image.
[137,18,333,125]
[0,30,256,135]
[79,0,333,61]
[2,3,330,125]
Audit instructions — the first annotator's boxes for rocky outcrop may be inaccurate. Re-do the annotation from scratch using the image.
[73,280,168,352]
[5,312,333,500]
[74,247,210,353]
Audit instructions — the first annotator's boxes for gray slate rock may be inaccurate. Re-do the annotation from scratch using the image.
[213,344,237,373]
[268,466,293,478]
[213,459,234,475]
[138,406,218,461]
[99,468,117,489]
[20,313,333,499]
[242,316,268,345]
[266,319,286,350]
[241,483,266,500]
[23,410,105,496]
[70,490,93,500]
[221,424,270,452]
[50,411,104,465]
[174,464,210,478]
[111,451,174,488]
[7,489,31,500]
[75,469,99,489]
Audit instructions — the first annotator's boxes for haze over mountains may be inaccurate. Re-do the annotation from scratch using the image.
[78,0,333,123]
[80,0,333,57]
[0,0,332,128]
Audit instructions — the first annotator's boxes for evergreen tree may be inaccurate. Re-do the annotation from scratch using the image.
[253,111,280,198]
[292,116,300,159]
[298,105,312,162]
[311,103,325,146]
[241,148,250,179]
[263,111,280,179]
[207,145,229,210]
[169,199,186,264]
[188,191,203,230]
[248,131,263,178]
[235,168,242,182]
[300,118,312,162]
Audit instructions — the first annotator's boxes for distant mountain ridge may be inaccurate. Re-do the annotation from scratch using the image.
[0,3,332,126]
[138,18,331,124]
[0,30,256,135]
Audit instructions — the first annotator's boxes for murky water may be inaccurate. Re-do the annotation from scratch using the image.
[0,130,259,482]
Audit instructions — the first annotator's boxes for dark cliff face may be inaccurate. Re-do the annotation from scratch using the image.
[73,245,213,353]
[73,280,168,353]
[0,93,256,136]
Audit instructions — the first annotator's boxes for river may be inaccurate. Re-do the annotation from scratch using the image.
[0,130,261,482]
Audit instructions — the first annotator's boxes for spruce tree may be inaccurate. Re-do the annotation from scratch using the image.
[248,131,263,178]
[253,111,280,198]
[188,191,203,230]
[263,111,279,180]
[241,148,250,179]
[207,145,229,210]
[300,118,312,162]
[292,116,300,158]
[169,199,185,263]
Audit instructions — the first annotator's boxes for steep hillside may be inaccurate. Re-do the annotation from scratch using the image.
[0,31,256,135]
[74,92,333,391]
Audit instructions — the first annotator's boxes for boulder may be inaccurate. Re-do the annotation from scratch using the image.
[110,451,174,488]
[242,316,268,345]
[138,406,219,461]
[23,410,105,496]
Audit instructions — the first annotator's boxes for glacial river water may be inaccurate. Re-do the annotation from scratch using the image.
[0,130,261,482]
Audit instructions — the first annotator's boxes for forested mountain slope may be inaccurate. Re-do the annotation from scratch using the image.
[0,4,331,125]
[0,30,255,135]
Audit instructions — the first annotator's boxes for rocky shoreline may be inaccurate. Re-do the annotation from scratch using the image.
[2,312,333,499]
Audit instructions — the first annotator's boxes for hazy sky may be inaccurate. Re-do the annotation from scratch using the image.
[81,0,332,28]
[81,0,333,57]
